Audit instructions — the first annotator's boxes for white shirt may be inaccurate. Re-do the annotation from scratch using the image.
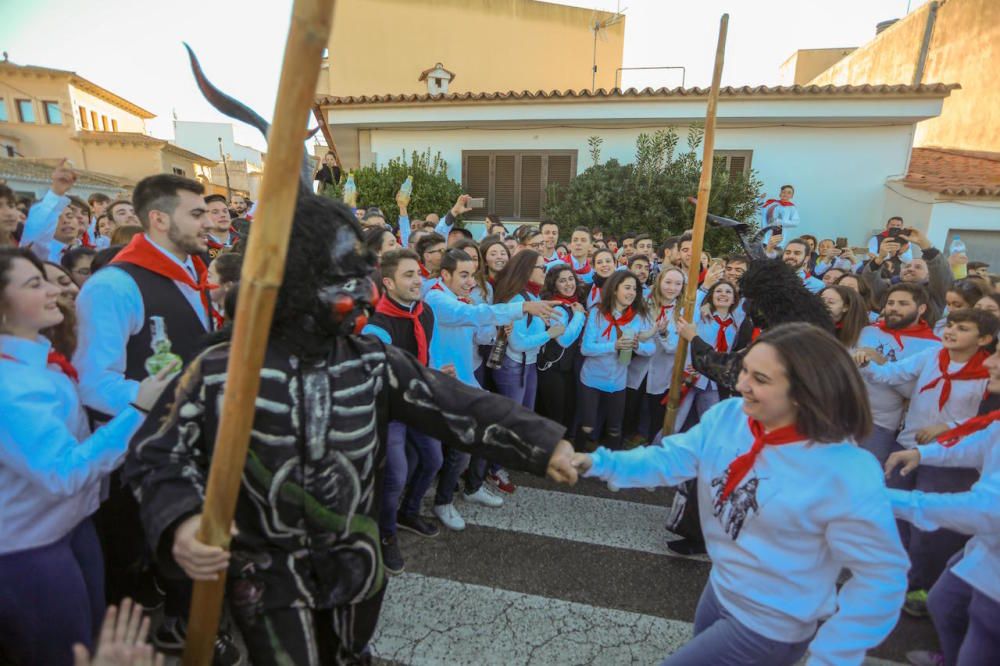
[694,312,738,391]
[586,398,908,665]
[20,189,70,262]
[889,422,1000,601]
[856,325,942,431]
[74,235,209,415]
[0,335,143,554]
[580,308,655,392]
[506,293,584,365]
[861,347,988,448]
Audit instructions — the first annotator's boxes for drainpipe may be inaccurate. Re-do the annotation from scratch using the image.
[913,1,939,86]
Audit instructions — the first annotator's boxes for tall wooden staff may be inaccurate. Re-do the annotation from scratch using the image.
[662,14,729,434]
[182,0,336,662]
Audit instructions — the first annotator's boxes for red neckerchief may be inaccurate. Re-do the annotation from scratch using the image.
[719,418,806,502]
[762,199,795,208]
[112,234,217,329]
[937,410,1000,447]
[552,294,578,306]
[834,321,844,330]
[697,267,707,285]
[571,256,591,275]
[525,282,542,297]
[589,285,601,305]
[418,262,431,279]
[80,231,94,248]
[874,319,939,350]
[375,297,429,365]
[210,309,225,330]
[205,232,236,250]
[431,282,471,304]
[601,306,636,339]
[661,369,696,405]
[713,314,735,352]
[919,348,991,410]
[657,303,675,323]
[2,350,78,382]
[751,326,762,342]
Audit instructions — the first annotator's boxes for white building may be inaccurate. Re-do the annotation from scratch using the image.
[317,83,959,249]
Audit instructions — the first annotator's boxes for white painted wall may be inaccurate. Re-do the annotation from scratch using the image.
[367,123,916,246]
[68,86,146,133]
[174,121,263,165]
[885,182,1000,261]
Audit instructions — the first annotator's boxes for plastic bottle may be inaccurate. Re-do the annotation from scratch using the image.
[343,172,358,208]
[144,316,183,376]
[618,331,634,366]
[486,328,508,369]
[949,235,967,279]
[397,175,413,207]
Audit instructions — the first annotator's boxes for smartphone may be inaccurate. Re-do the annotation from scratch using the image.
[468,197,486,208]
[835,237,848,249]
[888,228,904,238]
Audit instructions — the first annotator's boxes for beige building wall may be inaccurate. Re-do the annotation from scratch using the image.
[809,0,999,152]
[68,86,147,134]
[779,48,856,86]
[77,142,163,182]
[0,74,81,161]
[320,0,625,97]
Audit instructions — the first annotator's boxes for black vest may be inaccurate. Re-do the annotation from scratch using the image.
[368,297,434,362]
[115,262,212,381]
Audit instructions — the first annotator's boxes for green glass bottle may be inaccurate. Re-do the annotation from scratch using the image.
[144,316,183,376]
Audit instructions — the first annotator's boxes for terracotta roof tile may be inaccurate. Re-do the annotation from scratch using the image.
[902,147,1000,197]
[316,83,959,106]
[0,156,134,189]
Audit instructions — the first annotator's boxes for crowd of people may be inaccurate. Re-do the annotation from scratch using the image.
[1,158,998,666]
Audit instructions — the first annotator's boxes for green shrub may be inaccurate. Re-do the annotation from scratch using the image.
[543,127,763,256]
[320,149,463,223]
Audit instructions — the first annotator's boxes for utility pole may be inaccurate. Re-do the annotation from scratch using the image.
[218,136,232,201]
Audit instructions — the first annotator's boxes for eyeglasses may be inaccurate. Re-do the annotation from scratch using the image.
[533,264,546,271]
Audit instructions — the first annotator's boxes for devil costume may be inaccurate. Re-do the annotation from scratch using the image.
[122,51,567,664]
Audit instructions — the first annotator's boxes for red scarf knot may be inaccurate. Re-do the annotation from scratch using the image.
[418,262,431,279]
[713,314,734,352]
[552,294,578,306]
[525,283,542,297]
[375,297,429,365]
[572,257,591,275]
[719,418,806,502]
[919,348,991,410]
[600,306,636,340]
[874,319,939,350]
[657,303,675,323]
[4,350,79,382]
[589,285,601,305]
[751,326,762,342]
[762,199,795,208]
[937,409,1000,447]
[431,282,471,304]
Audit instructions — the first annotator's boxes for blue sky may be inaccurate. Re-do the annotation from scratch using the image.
[2,0,928,152]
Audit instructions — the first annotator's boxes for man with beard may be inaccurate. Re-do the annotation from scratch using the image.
[862,227,951,325]
[74,174,237,661]
[781,238,824,293]
[203,194,241,261]
[855,283,941,464]
[124,193,578,665]
[229,193,251,219]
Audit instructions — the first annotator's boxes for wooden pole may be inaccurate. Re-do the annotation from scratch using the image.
[662,14,729,435]
[181,1,336,663]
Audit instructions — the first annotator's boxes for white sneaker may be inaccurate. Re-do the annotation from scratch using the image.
[464,485,504,508]
[433,503,466,531]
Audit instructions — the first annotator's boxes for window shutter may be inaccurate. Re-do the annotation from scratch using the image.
[494,155,515,217]
[520,155,542,219]
[728,155,746,181]
[546,155,573,188]
[465,155,490,215]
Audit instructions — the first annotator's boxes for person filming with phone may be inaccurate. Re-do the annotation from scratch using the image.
[867,217,915,267]
[862,225,953,325]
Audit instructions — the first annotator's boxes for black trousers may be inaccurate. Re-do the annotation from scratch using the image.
[577,384,627,450]
[536,366,576,432]
[235,584,386,666]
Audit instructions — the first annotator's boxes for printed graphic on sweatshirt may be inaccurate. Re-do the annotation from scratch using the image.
[874,342,898,364]
[710,473,760,540]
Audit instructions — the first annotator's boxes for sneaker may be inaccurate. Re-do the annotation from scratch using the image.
[152,616,186,653]
[464,485,504,508]
[665,538,707,558]
[903,589,930,618]
[397,512,440,538]
[213,631,244,666]
[380,535,405,575]
[433,503,466,531]
[906,651,944,666]
[487,469,516,494]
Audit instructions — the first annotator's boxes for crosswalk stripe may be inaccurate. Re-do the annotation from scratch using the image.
[373,572,903,666]
[423,484,699,558]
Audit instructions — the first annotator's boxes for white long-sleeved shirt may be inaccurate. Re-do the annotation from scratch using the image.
[580,307,654,392]
[645,308,683,395]
[425,282,523,387]
[19,189,70,262]
[0,335,143,554]
[504,293,584,365]
[856,325,941,431]
[74,235,210,415]
[568,255,594,285]
[861,347,987,448]
[586,398,908,666]
[694,312,738,391]
[889,422,1000,602]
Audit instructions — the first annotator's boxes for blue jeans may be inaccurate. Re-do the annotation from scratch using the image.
[929,554,1000,666]
[661,583,811,665]
[0,519,105,666]
[860,424,898,466]
[435,446,470,506]
[380,422,442,536]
